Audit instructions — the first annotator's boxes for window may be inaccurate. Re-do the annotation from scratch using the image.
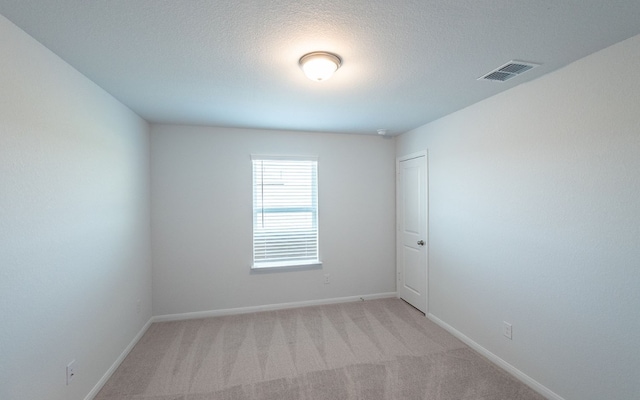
[252,156,320,268]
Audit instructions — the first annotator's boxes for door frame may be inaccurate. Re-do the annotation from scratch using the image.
[396,150,429,314]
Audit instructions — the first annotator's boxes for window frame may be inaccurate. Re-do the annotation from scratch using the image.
[250,155,321,270]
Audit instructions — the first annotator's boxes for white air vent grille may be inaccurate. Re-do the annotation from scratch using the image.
[479,60,540,82]
[483,71,513,82]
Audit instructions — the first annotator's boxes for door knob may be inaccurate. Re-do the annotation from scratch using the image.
[417,240,425,246]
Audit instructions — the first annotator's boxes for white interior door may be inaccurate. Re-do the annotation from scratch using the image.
[397,153,427,313]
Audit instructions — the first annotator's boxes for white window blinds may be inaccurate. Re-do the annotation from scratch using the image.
[252,156,319,268]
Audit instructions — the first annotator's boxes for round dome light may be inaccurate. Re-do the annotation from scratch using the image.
[299,52,342,82]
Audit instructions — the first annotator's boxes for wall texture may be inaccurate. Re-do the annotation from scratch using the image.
[396,34,640,400]
[150,125,396,316]
[0,15,152,400]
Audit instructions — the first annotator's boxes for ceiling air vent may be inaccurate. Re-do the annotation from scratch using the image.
[479,60,540,82]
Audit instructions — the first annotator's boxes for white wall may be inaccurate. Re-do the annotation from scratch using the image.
[396,34,640,400]
[0,15,151,400]
[151,125,396,315]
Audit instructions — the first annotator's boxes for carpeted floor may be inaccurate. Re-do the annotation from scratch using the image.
[95,298,546,399]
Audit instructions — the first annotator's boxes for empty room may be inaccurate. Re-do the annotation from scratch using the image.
[1,1,639,400]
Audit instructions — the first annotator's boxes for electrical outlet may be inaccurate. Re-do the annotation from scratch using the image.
[503,321,513,340]
[136,298,141,314]
[324,274,330,284]
[66,360,76,385]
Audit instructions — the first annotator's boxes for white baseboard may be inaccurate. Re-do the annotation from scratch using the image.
[153,292,398,322]
[427,313,565,400]
[84,317,153,400]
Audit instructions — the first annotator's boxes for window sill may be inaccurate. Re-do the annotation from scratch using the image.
[251,260,322,272]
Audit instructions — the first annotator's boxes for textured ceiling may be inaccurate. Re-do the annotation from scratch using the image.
[1,1,640,135]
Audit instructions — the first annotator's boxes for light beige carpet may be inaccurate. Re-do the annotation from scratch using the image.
[95,298,545,400]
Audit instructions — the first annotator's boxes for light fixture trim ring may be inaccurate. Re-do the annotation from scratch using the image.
[298,51,342,69]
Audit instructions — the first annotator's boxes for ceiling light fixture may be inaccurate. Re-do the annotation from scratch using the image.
[299,52,342,82]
